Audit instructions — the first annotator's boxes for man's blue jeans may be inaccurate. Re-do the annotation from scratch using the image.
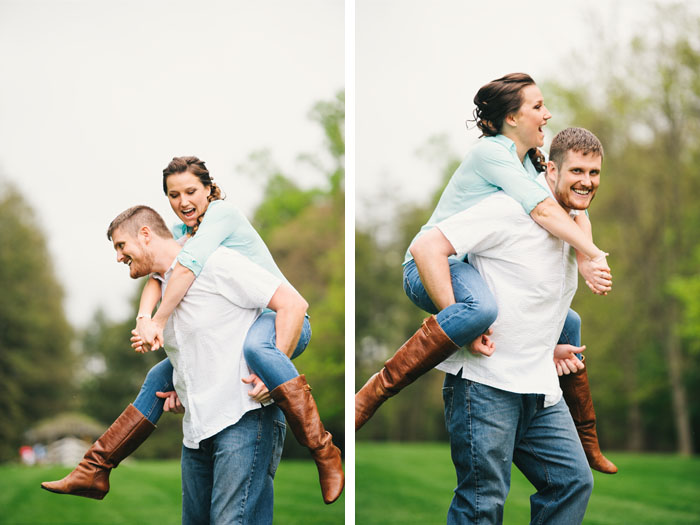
[403,258,582,353]
[133,313,311,424]
[443,374,593,524]
[180,405,286,525]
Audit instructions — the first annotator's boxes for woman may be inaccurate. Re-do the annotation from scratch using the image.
[355,73,617,473]
[42,156,344,503]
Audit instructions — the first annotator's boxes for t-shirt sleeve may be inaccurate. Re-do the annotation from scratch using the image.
[436,194,525,257]
[177,201,245,277]
[473,142,551,214]
[211,250,282,310]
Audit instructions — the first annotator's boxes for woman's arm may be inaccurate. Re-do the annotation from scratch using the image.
[142,263,196,350]
[572,213,612,295]
[266,283,308,357]
[530,198,607,261]
[409,228,458,311]
[476,143,609,263]
[133,277,163,352]
[140,202,244,349]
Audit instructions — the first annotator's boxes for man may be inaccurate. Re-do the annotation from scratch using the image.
[410,127,604,524]
[107,205,307,524]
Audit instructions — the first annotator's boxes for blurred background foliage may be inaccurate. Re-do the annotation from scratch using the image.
[356,5,700,455]
[0,91,344,462]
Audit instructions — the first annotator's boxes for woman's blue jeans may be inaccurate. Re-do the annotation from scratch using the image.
[133,312,311,424]
[403,258,582,354]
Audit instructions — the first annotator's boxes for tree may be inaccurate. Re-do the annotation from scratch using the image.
[355,137,462,441]
[250,91,346,451]
[0,183,75,461]
[543,4,700,454]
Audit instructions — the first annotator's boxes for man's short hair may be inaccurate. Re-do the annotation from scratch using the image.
[107,205,173,241]
[550,127,604,168]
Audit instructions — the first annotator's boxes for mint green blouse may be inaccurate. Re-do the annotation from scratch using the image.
[404,134,549,264]
[173,199,287,283]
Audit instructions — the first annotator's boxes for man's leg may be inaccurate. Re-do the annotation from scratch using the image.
[209,405,286,525]
[443,373,520,525]
[513,397,594,525]
[181,440,214,525]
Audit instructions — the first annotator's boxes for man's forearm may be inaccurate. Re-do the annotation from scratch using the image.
[410,228,458,311]
[414,252,456,311]
[274,306,306,357]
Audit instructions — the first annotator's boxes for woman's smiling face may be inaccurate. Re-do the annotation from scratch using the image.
[166,171,211,228]
[510,84,551,149]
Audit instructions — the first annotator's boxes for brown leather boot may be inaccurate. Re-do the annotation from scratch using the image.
[560,363,618,474]
[270,375,344,504]
[355,315,459,431]
[41,404,156,499]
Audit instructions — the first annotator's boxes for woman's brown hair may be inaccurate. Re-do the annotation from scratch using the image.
[470,73,546,172]
[162,156,223,234]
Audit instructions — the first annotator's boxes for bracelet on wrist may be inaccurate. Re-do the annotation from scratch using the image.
[136,313,151,321]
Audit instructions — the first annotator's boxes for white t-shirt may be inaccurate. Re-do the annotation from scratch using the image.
[159,246,282,449]
[435,174,578,406]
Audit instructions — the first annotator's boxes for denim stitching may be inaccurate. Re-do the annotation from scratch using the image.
[521,437,556,525]
[268,420,286,477]
[237,411,262,524]
[466,380,481,522]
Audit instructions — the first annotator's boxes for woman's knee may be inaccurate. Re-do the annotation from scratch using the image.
[475,292,498,328]
[564,309,581,333]
[144,358,173,387]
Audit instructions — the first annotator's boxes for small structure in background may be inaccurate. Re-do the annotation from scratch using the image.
[24,413,105,466]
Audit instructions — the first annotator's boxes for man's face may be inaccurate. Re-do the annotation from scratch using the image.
[548,150,602,211]
[111,227,154,279]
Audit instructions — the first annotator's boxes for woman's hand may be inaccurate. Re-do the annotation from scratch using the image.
[242,374,271,404]
[577,251,612,295]
[554,343,586,376]
[136,317,165,351]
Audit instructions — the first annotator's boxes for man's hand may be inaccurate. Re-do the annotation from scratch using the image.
[554,344,586,376]
[156,390,185,413]
[242,374,271,404]
[577,252,612,295]
[130,329,148,354]
[136,317,165,352]
[468,328,495,357]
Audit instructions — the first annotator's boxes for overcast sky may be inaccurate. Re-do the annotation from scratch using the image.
[356,0,699,226]
[0,0,343,327]
[1,0,697,329]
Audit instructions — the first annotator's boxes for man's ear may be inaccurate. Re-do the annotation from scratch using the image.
[545,160,558,184]
[138,225,151,243]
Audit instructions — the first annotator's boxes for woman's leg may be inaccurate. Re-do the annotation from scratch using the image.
[355,258,498,431]
[244,311,343,504]
[132,357,175,424]
[559,308,583,358]
[403,258,498,346]
[40,359,174,498]
[41,405,155,499]
[558,308,618,474]
[242,311,311,390]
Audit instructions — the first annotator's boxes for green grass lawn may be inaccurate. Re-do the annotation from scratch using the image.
[356,442,700,525]
[0,458,344,524]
